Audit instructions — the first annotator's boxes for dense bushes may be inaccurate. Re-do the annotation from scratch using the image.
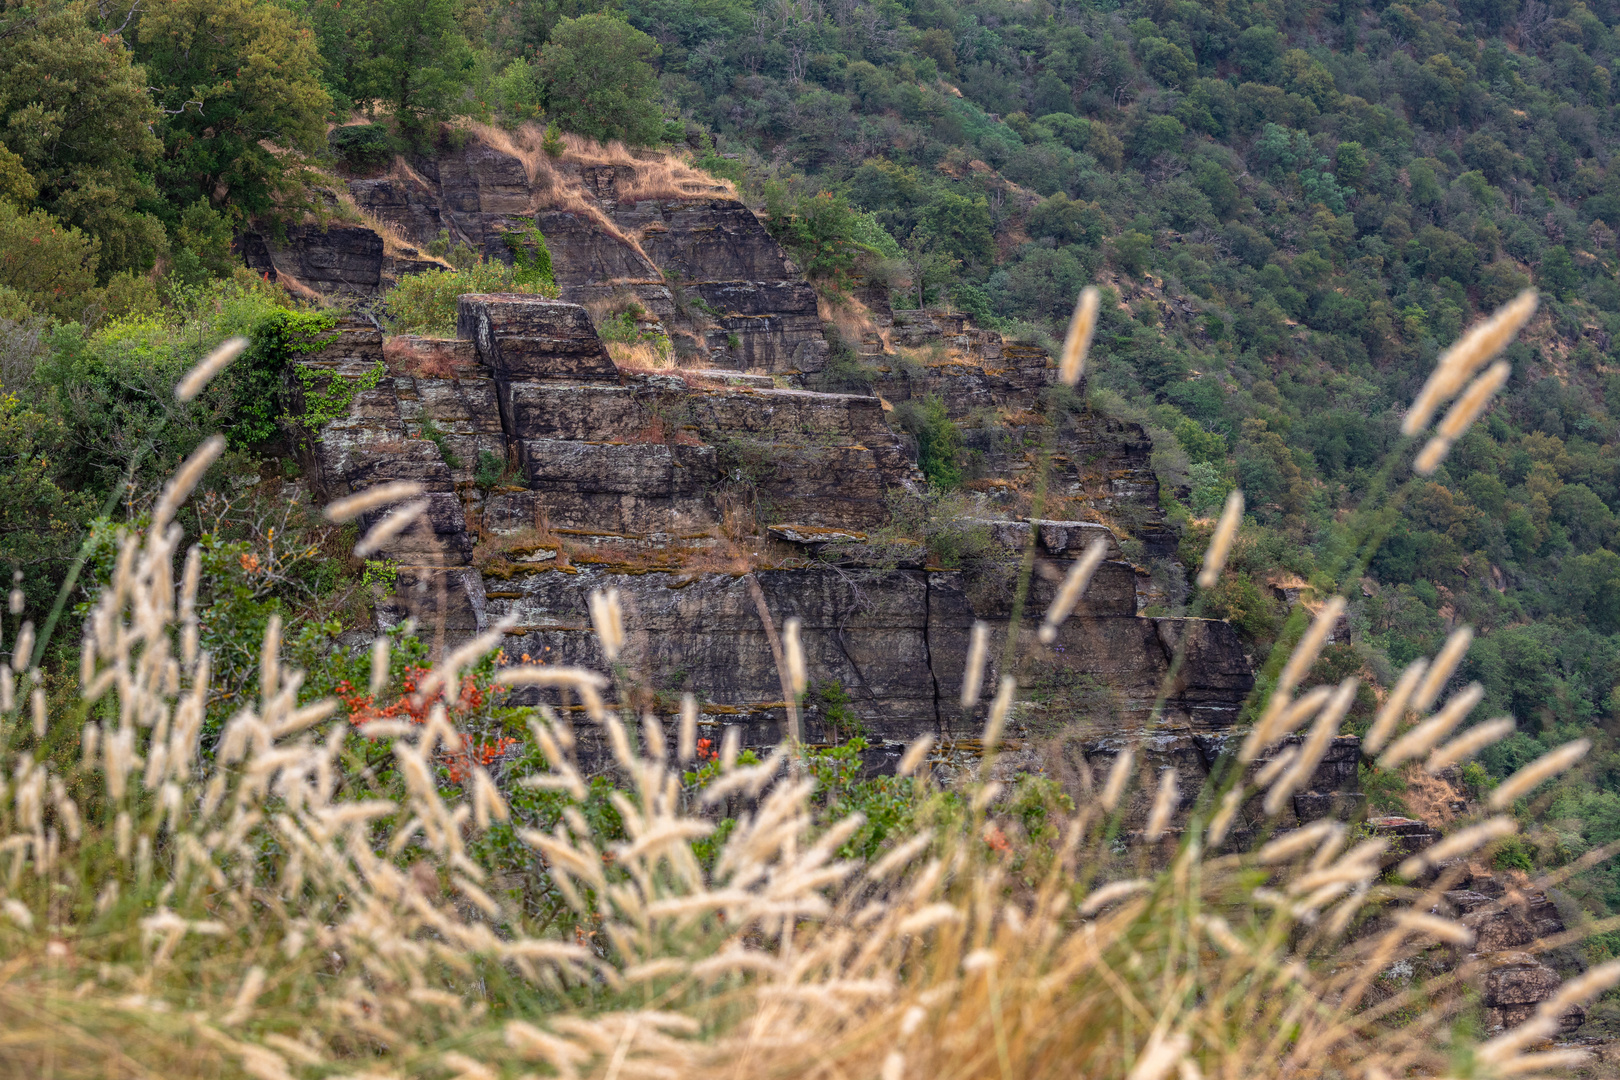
[384,257,556,337]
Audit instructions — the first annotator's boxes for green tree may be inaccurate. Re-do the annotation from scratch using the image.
[135,0,330,221]
[0,201,100,321]
[359,0,472,136]
[538,13,663,145]
[0,391,96,610]
[1130,114,1185,162]
[1026,194,1106,246]
[0,0,165,277]
[169,199,238,287]
[915,192,994,268]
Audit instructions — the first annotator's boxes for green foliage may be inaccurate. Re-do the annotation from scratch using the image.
[0,0,165,279]
[538,13,664,146]
[541,121,566,158]
[0,392,97,610]
[494,59,543,123]
[1493,835,1536,872]
[328,125,401,171]
[293,361,386,436]
[0,201,100,322]
[474,449,504,488]
[361,558,400,590]
[764,186,891,287]
[31,278,293,491]
[169,200,237,288]
[895,396,962,490]
[314,0,472,137]
[1358,762,1410,817]
[419,419,460,469]
[134,0,331,222]
[802,737,916,861]
[230,309,338,448]
[502,226,555,288]
[812,680,865,741]
[384,260,556,336]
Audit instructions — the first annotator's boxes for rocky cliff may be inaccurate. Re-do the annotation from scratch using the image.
[261,129,1376,840]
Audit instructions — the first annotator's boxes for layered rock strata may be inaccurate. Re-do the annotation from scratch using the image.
[1443,870,1586,1034]
[257,138,830,375]
[283,297,1307,841]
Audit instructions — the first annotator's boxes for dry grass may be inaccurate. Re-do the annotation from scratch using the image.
[452,122,734,266]
[383,336,479,378]
[818,291,888,352]
[606,339,676,370]
[323,181,453,266]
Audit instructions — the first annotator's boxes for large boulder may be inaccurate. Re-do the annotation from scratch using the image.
[457,294,619,381]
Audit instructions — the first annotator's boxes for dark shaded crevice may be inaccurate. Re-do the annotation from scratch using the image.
[923,571,942,736]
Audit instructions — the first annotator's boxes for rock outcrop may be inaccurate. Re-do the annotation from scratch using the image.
[1442,869,1587,1034]
[262,128,1321,831]
[283,296,1258,776]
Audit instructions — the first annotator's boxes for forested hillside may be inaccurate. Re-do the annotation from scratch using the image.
[3,0,1620,938]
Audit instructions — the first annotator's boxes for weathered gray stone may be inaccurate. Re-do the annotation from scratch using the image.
[458,294,619,381]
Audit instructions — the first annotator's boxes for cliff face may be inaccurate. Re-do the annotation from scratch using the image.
[264,130,1369,838]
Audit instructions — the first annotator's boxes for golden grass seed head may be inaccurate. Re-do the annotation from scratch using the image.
[1101,746,1134,811]
[1144,769,1179,842]
[1362,658,1427,755]
[678,693,697,763]
[1490,738,1591,809]
[1058,285,1100,387]
[982,675,1016,750]
[175,336,248,403]
[783,616,806,697]
[898,734,934,777]
[1413,626,1473,713]
[1039,536,1109,644]
[960,620,989,708]
[354,499,430,558]
[1379,682,1484,769]
[1426,716,1515,773]
[324,481,425,523]
[1196,489,1244,590]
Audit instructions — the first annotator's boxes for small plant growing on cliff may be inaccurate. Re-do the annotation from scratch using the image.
[502,225,555,288]
[812,679,866,741]
[289,360,385,436]
[228,308,337,447]
[419,419,460,469]
[895,395,963,489]
[384,259,556,336]
[474,449,505,488]
[541,120,565,157]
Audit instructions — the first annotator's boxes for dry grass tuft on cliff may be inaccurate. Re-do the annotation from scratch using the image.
[453,121,735,264]
[0,287,1609,1080]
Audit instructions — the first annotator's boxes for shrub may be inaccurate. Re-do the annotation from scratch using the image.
[328,123,400,170]
[0,201,100,321]
[895,395,962,489]
[384,259,557,336]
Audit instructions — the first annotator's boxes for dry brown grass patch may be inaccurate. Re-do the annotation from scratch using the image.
[818,292,887,350]
[383,336,478,378]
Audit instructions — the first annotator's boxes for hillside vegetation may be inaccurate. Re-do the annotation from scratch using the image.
[3,0,1620,1035]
